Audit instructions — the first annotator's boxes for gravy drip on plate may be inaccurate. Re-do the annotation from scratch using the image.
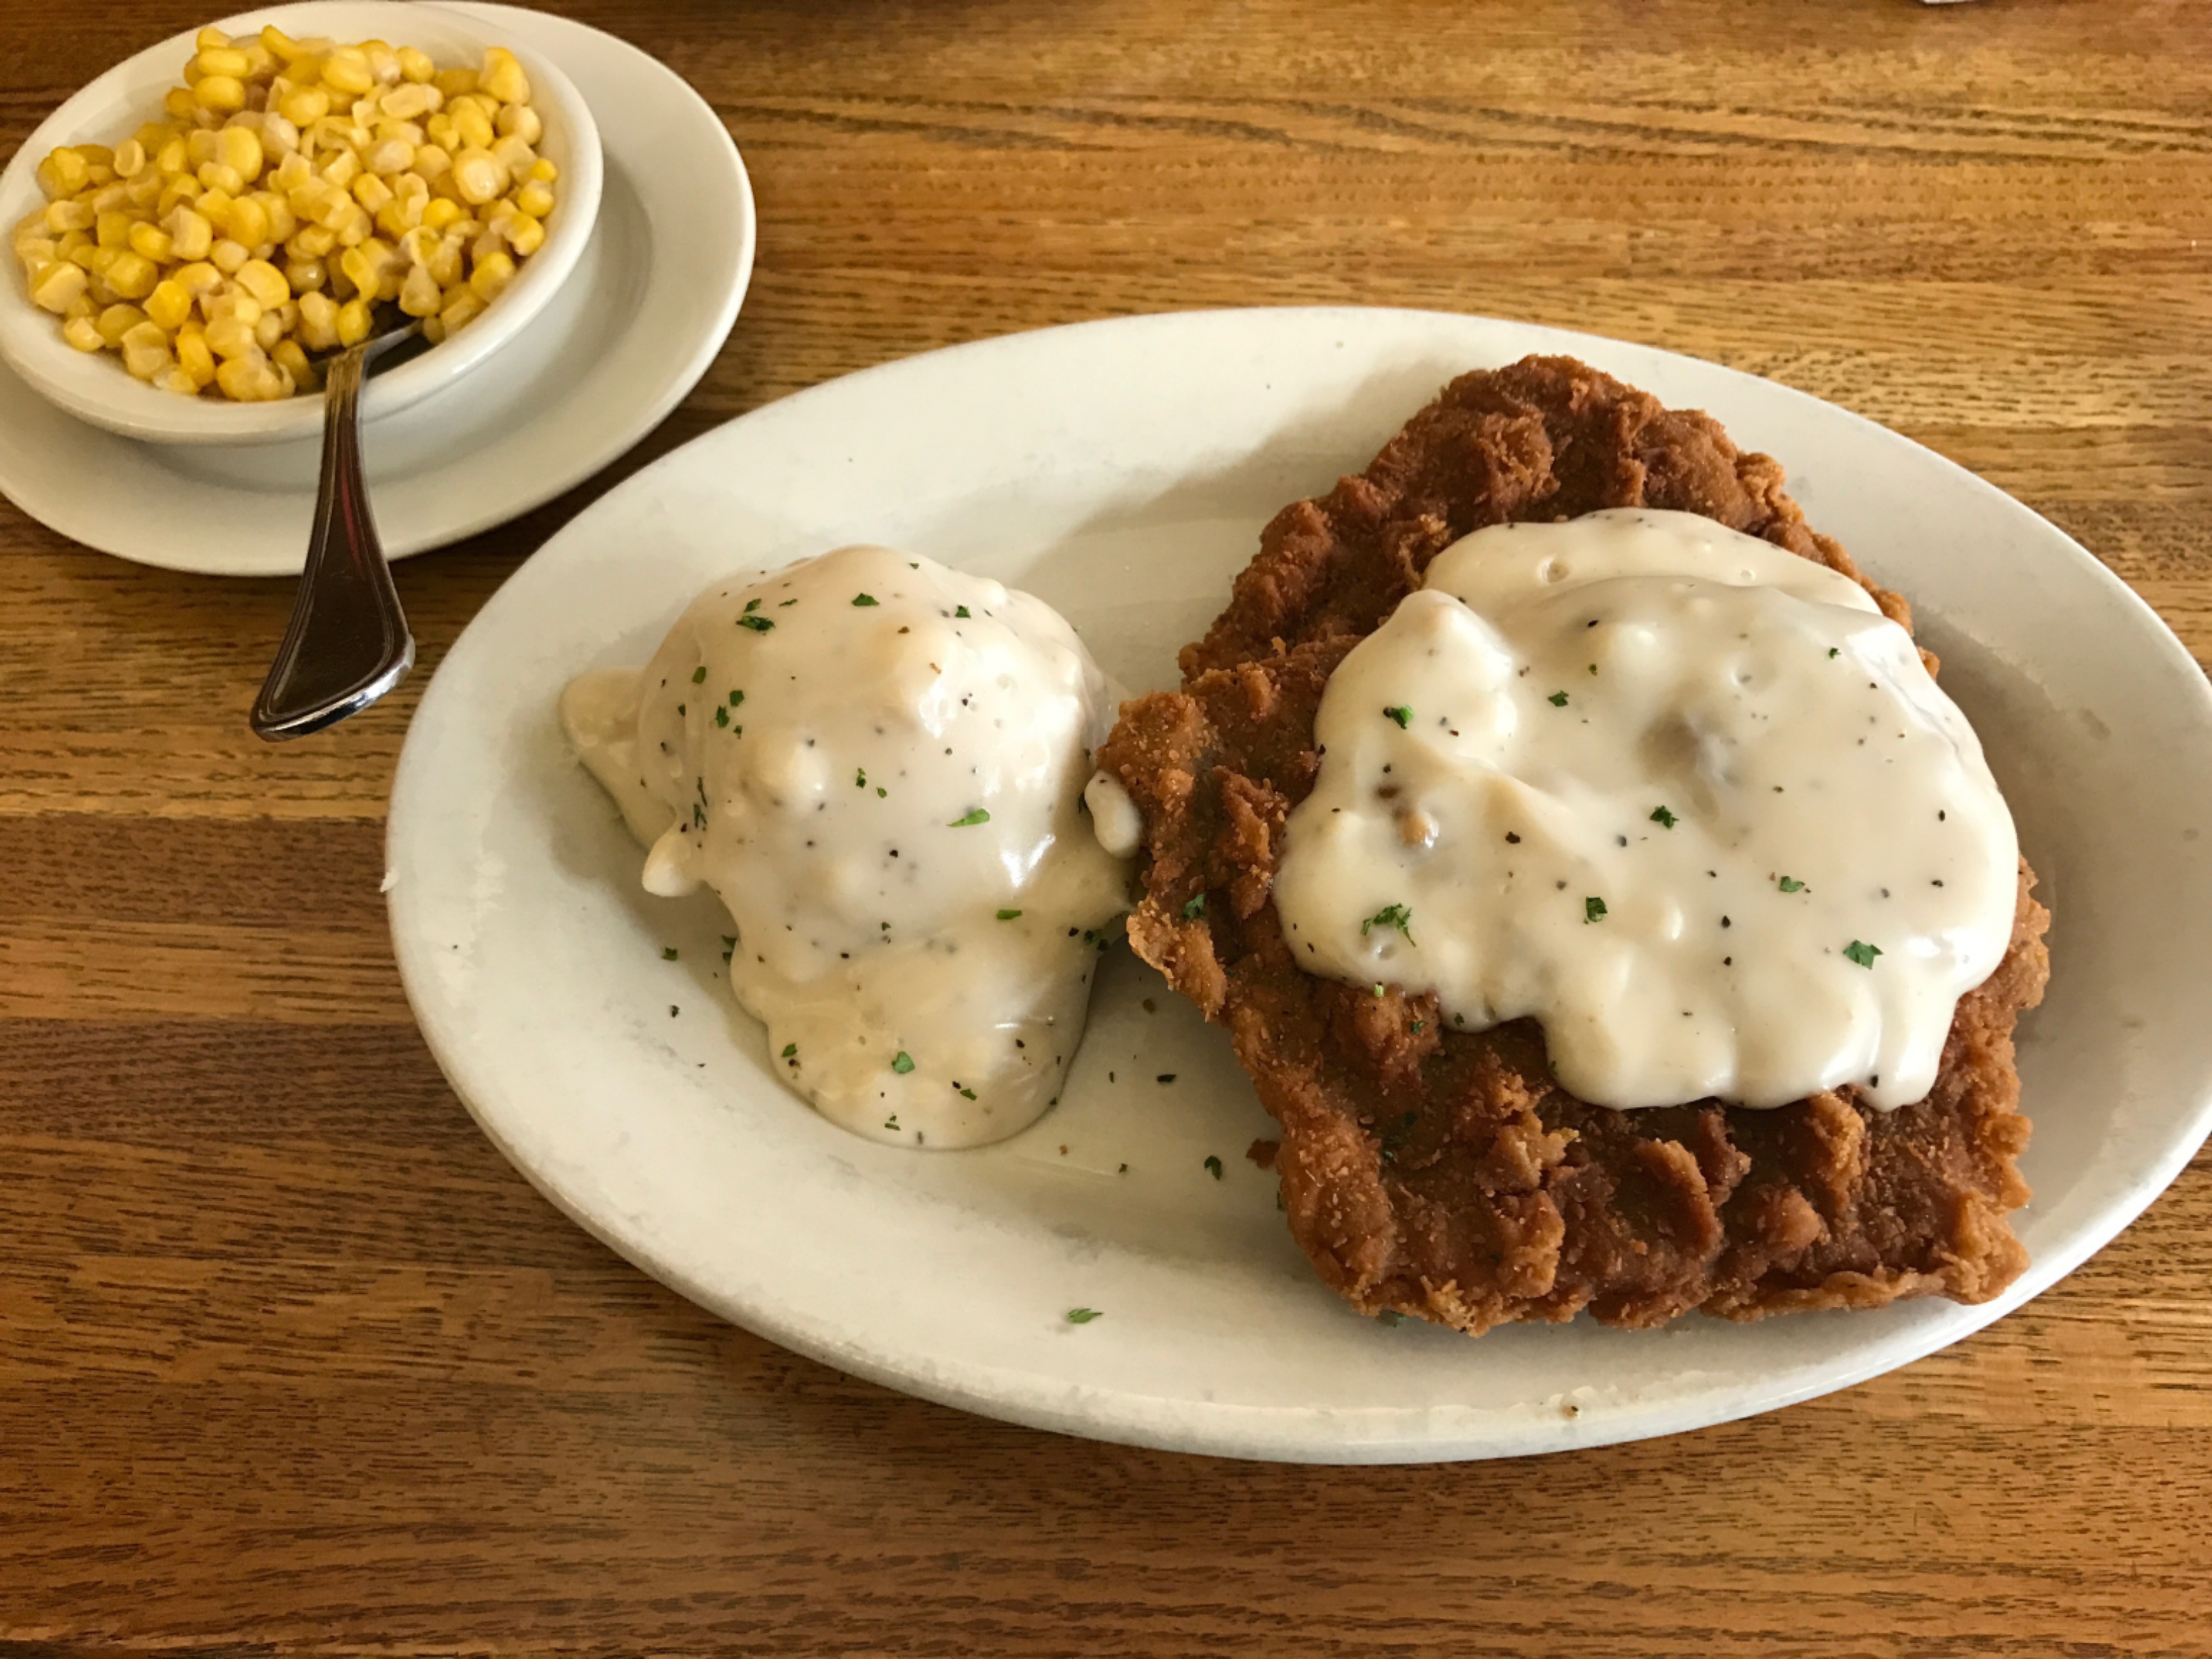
[562,545,1131,1148]
[1273,509,2019,1111]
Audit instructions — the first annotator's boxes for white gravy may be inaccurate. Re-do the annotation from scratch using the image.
[562,545,1131,1148]
[1271,509,2019,1111]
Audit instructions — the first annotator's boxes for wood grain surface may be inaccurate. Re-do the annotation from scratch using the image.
[4,1,2209,1653]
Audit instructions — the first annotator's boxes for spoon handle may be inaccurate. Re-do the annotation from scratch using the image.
[250,340,415,741]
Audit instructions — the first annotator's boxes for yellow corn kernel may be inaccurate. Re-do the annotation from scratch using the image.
[255,191,297,244]
[419,195,464,232]
[44,198,95,235]
[105,251,158,299]
[156,137,189,178]
[195,75,248,114]
[94,210,136,250]
[121,320,173,379]
[196,160,244,197]
[29,260,89,313]
[210,238,249,275]
[479,47,530,106]
[321,49,374,96]
[290,221,337,257]
[253,309,285,352]
[216,126,264,184]
[35,147,89,198]
[421,315,445,344]
[96,305,146,347]
[195,47,252,79]
[514,180,555,220]
[449,148,506,205]
[65,241,100,272]
[365,138,415,177]
[234,257,289,309]
[172,260,223,299]
[280,83,331,126]
[382,81,437,121]
[154,366,200,397]
[334,204,371,247]
[227,194,270,249]
[63,290,96,321]
[260,24,305,61]
[334,295,371,346]
[352,173,394,215]
[432,67,479,100]
[397,225,439,265]
[414,143,454,182]
[156,175,203,216]
[437,286,484,334]
[204,314,259,359]
[127,221,174,262]
[321,146,360,191]
[163,86,198,122]
[272,336,316,387]
[205,287,260,327]
[467,249,515,304]
[187,128,222,165]
[160,205,210,262]
[397,260,442,315]
[397,45,435,84]
[424,111,457,150]
[495,102,542,146]
[260,113,301,156]
[88,180,131,213]
[297,289,339,349]
[113,138,148,179]
[145,277,193,331]
[195,26,232,50]
[87,245,121,277]
[374,195,424,240]
[123,171,165,210]
[284,255,326,292]
[176,327,215,386]
[272,150,314,193]
[501,211,544,257]
[63,314,103,351]
[451,101,494,153]
[241,41,276,79]
[338,239,387,297]
[215,352,278,400]
[425,234,462,288]
[531,157,558,185]
[489,134,535,176]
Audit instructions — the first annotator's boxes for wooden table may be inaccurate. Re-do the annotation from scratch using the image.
[5,1,2208,1651]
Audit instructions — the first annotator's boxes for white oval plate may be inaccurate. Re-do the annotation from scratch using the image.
[0,1,752,575]
[388,307,2212,1464]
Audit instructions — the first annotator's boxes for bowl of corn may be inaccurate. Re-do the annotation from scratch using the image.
[0,2,602,445]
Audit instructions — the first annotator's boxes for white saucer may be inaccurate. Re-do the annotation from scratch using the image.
[0,2,753,576]
[388,307,2212,1463]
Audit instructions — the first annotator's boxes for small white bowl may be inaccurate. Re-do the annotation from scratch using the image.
[0,1,602,446]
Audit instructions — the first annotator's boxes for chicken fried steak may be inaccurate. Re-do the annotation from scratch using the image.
[1098,355,2049,1333]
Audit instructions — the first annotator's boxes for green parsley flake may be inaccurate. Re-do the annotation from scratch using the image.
[855,769,867,788]
[884,1115,899,1131]
[743,598,761,612]
[1066,1307,1103,1324]
[1378,1310,1405,1327]
[891,1051,915,1074]
[852,593,879,606]
[957,1086,977,1101]
[661,946,678,961]
[1844,939,1883,969]
[955,605,971,618]
[1584,896,1608,924]
[714,705,728,728]
[728,690,745,706]
[997,908,1023,921]
[877,786,887,797]
[1548,690,1569,707]
[781,1043,797,1059]
[1362,902,1415,944]
[1181,893,1206,920]
[1779,876,1805,893]
[949,808,991,827]
[1372,982,1385,998]
[1828,647,1840,658]
[737,615,774,633]
[1204,1155,1223,1180]
[1382,705,1413,728]
[1651,805,1678,829]
[1589,663,1599,675]
[690,665,706,683]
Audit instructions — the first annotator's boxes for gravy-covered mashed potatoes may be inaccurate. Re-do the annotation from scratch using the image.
[1275,509,2019,1113]
[563,546,1130,1149]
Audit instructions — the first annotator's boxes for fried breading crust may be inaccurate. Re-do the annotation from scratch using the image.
[1101,355,2049,1332]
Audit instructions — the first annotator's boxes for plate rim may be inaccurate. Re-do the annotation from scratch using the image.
[388,304,2212,1462]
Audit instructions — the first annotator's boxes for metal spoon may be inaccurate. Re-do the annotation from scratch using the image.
[250,320,432,741]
